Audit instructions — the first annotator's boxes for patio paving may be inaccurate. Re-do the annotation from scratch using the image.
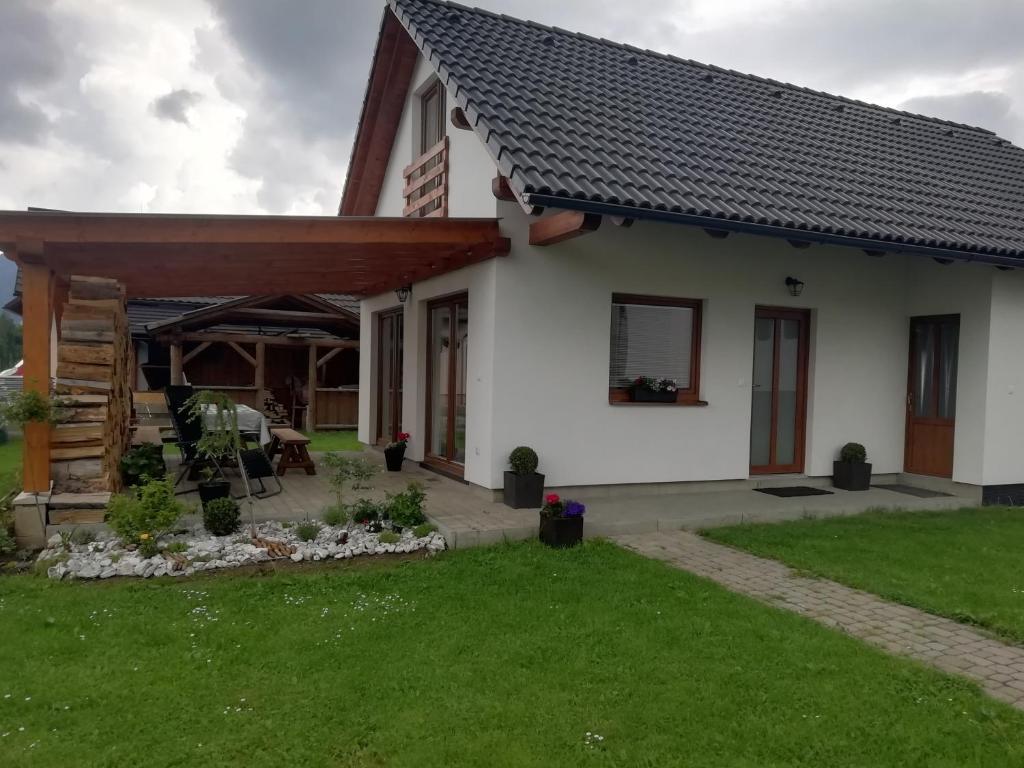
[615,530,1024,710]
[171,451,978,549]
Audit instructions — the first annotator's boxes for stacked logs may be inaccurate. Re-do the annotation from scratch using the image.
[50,276,132,494]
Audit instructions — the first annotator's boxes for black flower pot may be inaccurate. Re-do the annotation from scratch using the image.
[384,445,406,471]
[539,516,584,548]
[198,479,231,510]
[630,389,676,403]
[503,471,545,508]
[833,461,872,491]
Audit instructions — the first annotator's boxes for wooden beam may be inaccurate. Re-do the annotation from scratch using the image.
[181,341,211,365]
[227,341,256,367]
[20,253,53,492]
[169,342,183,386]
[307,344,317,431]
[704,228,730,239]
[788,239,812,249]
[226,307,350,324]
[160,331,358,349]
[529,211,602,246]
[450,107,471,130]
[317,347,343,368]
[255,342,265,401]
[492,176,516,201]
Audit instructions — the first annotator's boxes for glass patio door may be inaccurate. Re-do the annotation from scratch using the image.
[376,309,403,444]
[426,294,468,474]
[750,307,810,474]
[904,315,959,477]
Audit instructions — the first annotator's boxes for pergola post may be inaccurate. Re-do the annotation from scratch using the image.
[169,341,183,386]
[306,344,317,431]
[19,251,54,493]
[255,341,266,403]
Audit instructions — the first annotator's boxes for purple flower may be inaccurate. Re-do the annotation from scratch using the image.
[564,500,586,518]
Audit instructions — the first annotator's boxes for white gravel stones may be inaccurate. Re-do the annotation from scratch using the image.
[36,522,447,581]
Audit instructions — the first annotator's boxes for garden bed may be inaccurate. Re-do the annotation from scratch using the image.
[36,521,446,581]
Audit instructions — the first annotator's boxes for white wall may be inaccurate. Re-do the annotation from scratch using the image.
[375,55,498,219]
[982,270,1024,486]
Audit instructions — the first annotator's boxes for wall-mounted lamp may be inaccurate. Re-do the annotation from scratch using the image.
[785,276,805,297]
[395,284,412,304]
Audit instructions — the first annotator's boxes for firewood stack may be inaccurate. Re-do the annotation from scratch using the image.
[50,276,132,494]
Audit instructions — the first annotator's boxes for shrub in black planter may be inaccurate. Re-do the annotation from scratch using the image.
[504,446,545,508]
[833,442,872,491]
[198,466,231,508]
[384,432,410,471]
[203,496,241,536]
[538,493,585,548]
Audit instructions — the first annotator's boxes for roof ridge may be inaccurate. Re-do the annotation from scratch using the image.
[393,0,997,137]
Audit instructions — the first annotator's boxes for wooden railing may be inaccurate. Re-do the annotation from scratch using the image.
[314,387,358,429]
[403,136,449,218]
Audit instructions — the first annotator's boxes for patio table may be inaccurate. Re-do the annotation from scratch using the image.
[201,403,271,447]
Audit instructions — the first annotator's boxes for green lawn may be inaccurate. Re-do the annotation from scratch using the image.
[0,436,21,499]
[2,541,1023,767]
[706,507,1024,643]
[303,429,361,453]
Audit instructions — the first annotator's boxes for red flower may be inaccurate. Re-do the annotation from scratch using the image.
[397,432,411,441]
[545,493,560,505]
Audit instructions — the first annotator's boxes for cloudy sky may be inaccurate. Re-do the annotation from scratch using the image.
[1,0,1022,219]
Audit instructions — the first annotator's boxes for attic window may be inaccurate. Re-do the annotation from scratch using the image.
[403,81,448,218]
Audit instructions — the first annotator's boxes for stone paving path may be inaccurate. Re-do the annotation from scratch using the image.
[615,531,1024,710]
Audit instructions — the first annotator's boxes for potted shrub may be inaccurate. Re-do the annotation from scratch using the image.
[119,443,167,487]
[539,493,586,548]
[629,376,678,403]
[503,446,544,508]
[185,390,240,508]
[384,432,410,471]
[833,442,872,491]
[197,466,231,509]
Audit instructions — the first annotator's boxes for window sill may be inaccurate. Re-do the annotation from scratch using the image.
[609,399,709,407]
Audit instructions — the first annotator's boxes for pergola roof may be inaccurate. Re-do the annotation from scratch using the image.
[0,211,509,298]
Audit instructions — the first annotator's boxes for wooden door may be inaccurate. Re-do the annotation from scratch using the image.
[905,315,959,477]
[376,309,403,444]
[750,307,810,474]
[425,294,468,476]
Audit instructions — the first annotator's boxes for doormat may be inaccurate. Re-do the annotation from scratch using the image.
[873,484,952,498]
[755,486,833,498]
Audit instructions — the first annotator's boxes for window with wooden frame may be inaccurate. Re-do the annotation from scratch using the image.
[403,80,448,218]
[608,293,704,404]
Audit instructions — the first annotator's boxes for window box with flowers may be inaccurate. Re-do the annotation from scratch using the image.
[385,432,411,471]
[629,376,679,403]
[539,493,586,548]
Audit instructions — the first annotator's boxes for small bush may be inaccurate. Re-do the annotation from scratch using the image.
[119,444,167,486]
[296,522,321,542]
[165,541,188,554]
[378,531,400,545]
[137,533,158,558]
[107,476,189,547]
[387,482,427,527]
[412,523,437,539]
[0,527,15,556]
[1,389,62,425]
[322,504,348,527]
[203,497,241,536]
[349,498,386,525]
[321,453,378,508]
[70,528,97,546]
[839,442,867,463]
[509,446,539,475]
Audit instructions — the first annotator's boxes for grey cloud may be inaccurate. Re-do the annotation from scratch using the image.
[152,89,202,125]
[900,91,1022,140]
[0,0,63,143]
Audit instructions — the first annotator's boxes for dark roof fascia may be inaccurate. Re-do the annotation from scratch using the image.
[526,194,1024,269]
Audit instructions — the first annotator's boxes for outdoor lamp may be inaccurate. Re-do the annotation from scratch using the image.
[395,284,412,303]
[785,276,805,297]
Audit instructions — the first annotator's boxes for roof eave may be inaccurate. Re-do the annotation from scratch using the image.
[526,194,1023,268]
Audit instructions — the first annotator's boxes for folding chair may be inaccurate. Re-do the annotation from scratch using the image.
[236,446,283,499]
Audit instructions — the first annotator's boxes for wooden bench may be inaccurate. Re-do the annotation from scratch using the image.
[131,426,164,447]
[268,428,316,476]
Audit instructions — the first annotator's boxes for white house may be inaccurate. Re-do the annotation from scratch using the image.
[346,0,1024,504]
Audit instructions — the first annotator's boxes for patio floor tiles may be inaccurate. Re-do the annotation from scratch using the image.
[615,531,1024,711]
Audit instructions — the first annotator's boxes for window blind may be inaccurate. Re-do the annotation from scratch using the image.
[609,301,694,388]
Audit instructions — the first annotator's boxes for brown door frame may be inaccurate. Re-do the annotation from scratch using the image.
[375,308,403,445]
[904,314,959,477]
[424,292,468,477]
[750,306,811,475]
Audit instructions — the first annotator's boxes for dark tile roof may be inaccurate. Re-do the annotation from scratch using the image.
[390,0,1024,258]
[127,299,213,334]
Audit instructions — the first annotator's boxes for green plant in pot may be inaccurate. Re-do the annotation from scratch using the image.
[833,442,872,491]
[384,432,410,471]
[184,390,240,509]
[539,493,586,548]
[119,443,167,487]
[503,446,544,509]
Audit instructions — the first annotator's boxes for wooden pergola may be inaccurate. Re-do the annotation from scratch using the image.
[0,211,509,492]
